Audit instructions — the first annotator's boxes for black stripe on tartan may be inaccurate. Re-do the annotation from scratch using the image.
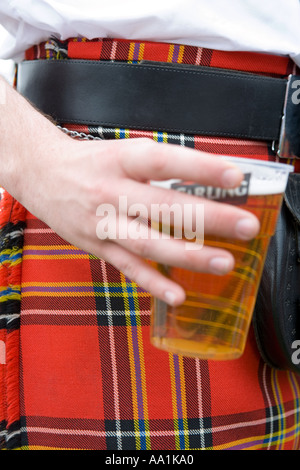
[257,360,276,443]
[0,420,21,449]
[6,420,21,449]
[200,48,213,67]
[88,125,198,149]
[19,416,29,448]
[89,257,127,327]
[104,419,136,450]
[0,300,20,331]
[0,220,25,332]
[0,221,25,251]
[18,415,218,450]
[0,419,5,449]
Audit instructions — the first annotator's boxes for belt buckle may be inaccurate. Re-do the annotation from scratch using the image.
[276,75,300,159]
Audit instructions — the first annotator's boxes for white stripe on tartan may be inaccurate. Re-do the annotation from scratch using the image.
[0,313,20,323]
[262,363,274,450]
[24,228,56,234]
[195,48,203,66]
[20,309,150,316]
[0,340,5,364]
[0,429,21,442]
[110,40,118,61]
[22,405,300,438]
[195,359,207,449]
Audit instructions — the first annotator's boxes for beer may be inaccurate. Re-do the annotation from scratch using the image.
[150,157,293,360]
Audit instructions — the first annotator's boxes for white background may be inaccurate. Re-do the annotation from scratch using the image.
[0,25,14,83]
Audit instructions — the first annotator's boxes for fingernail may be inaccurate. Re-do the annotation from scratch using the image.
[222,168,242,188]
[164,290,178,306]
[235,217,260,240]
[209,257,232,275]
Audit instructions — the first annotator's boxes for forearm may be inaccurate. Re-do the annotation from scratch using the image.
[0,74,68,201]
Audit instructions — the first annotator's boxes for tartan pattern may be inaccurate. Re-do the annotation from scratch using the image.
[0,37,299,450]
[0,193,26,449]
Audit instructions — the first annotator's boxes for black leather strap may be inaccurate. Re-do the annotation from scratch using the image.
[253,173,300,374]
[17,59,287,141]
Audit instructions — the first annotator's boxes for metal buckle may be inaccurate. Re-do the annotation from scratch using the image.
[276,75,300,159]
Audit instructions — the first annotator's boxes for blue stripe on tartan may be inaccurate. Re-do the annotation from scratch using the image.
[0,287,21,298]
[0,252,22,264]
[156,132,164,142]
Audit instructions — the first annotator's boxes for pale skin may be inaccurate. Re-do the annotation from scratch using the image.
[0,75,260,306]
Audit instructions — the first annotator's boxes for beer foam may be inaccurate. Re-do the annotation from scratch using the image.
[248,177,287,196]
[221,156,293,196]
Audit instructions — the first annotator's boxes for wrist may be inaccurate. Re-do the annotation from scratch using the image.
[0,76,68,201]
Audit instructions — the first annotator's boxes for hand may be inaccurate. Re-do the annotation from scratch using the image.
[21,134,259,306]
[0,78,260,306]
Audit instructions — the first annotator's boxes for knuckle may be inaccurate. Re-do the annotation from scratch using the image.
[134,238,151,259]
[149,150,168,174]
[88,178,112,208]
[118,257,140,281]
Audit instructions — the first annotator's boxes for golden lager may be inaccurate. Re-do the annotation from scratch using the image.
[150,158,293,360]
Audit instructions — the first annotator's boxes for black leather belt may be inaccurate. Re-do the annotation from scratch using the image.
[17,59,300,158]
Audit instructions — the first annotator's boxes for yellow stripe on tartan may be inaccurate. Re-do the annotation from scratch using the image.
[271,369,285,450]
[121,273,151,450]
[21,281,151,298]
[128,41,135,63]
[178,356,189,449]
[0,287,21,302]
[24,245,81,250]
[288,372,300,450]
[214,420,300,450]
[138,42,145,61]
[22,254,90,260]
[128,42,145,63]
[168,355,179,448]
[167,44,185,64]
[167,44,174,63]
[153,131,168,143]
[115,128,130,139]
[178,45,185,64]
[205,239,263,260]
[169,355,189,450]
[23,244,90,260]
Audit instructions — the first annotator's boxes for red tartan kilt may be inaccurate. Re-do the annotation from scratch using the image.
[1,37,300,450]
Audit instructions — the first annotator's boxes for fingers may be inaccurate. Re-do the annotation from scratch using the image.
[95,212,235,271]
[103,178,260,241]
[91,226,236,307]
[117,138,243,187]
[101,139,260,241]
[92,239,186,307]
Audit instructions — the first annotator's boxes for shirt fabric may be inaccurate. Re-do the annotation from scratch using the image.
[0,0,299,66]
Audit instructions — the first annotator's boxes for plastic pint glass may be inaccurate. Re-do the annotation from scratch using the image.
[150,157,293,360]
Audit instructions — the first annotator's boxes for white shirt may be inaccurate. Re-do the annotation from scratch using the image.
[0,0,299,66]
